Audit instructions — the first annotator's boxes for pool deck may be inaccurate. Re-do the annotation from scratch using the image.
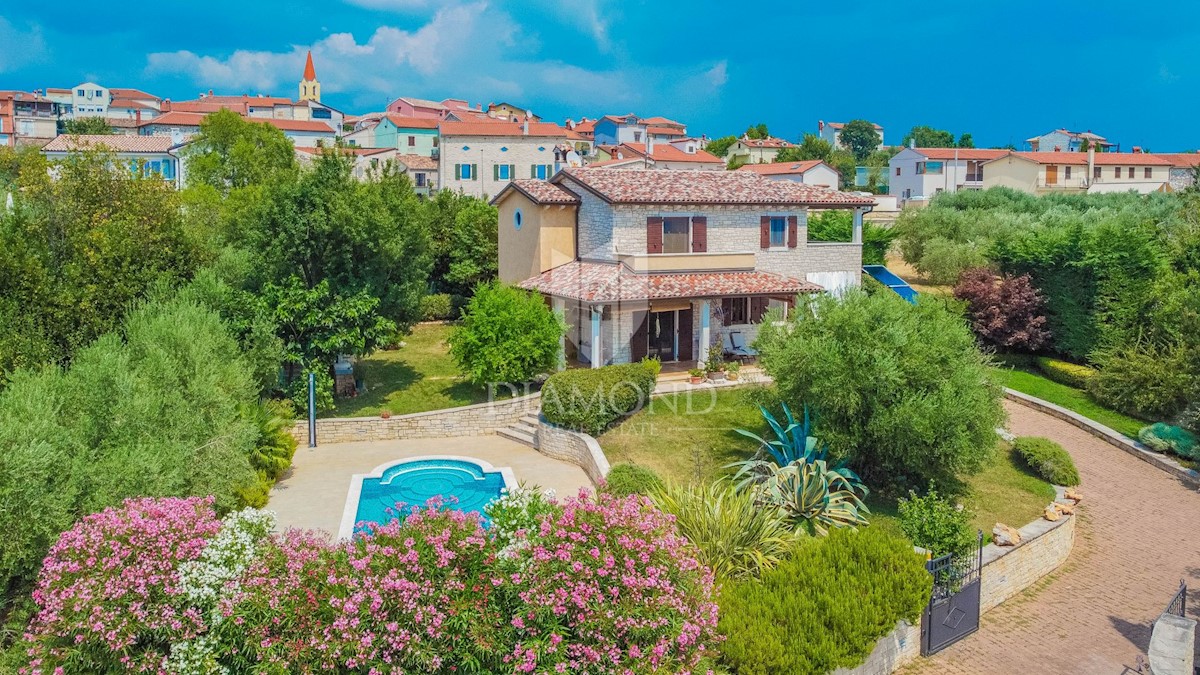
[267,435,594,536]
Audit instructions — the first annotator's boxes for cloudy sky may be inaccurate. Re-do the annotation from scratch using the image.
[3,0,1200,150]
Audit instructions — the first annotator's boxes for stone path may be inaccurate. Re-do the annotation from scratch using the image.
[908,400,1200,674]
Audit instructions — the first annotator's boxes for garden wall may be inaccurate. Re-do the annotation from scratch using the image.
[289,393,542,445]
[535,418,611,484]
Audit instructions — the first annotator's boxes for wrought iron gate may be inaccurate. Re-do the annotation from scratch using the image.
[921,531,984,656]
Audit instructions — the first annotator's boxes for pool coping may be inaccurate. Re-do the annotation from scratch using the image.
[337,455,519,541]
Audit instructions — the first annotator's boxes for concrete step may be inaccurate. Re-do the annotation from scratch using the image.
[511,421,537,435]
[496,425,536,447]
[519,414,540,427]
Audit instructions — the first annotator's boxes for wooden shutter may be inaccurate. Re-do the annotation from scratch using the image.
[471,164,478,181]
[509,164,516,179]
[677,308,694,361]
[531,164,537,178]
[646,217,664,254]
[750,297,769,323]
[787,216,798,248]
[454,163,461,180]
[493,164,499,180]
[691,216,707,253]
[630,311,649,362]
[760,216,771,248]
[721,298,734,326]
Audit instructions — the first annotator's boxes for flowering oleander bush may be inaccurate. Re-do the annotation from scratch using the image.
[24,496,223,674]
[21,493,720,674]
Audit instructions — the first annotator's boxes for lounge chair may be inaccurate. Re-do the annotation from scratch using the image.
[730,331,758,360]
[721,332,739,360]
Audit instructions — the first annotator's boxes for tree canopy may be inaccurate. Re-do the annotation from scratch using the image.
[703,135,737,158]
[775,134,831,163]
[745,123,769,140]
[900,125,976,149]
[184,110,297,194]
[836,120,881,163]
[61,117,113,135]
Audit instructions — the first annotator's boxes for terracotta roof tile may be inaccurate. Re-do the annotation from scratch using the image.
[911,148,1010,161]
[491,179,581,206]
[619,143,723,164]
[108,88,161,101]
[439,121,569,137]
[639,116,684,127]
[384,114,440,129]
[518,261,821,302]
[395,153,438,170]
[989,151,1173,166]
[261,118,337,133]
[1150,153,1200,168]
[737,160,827,175]
[646,125,685,136]
[43,134,177,153]
[139,111,206,127]
[739,136,793,148]
[556,167,873,206]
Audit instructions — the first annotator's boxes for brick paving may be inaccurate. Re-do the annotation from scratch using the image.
[907,400,1200,674]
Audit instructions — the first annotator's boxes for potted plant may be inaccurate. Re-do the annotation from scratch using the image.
[726,360,741,381]
[705,343,727,381]
[688,368,705,385]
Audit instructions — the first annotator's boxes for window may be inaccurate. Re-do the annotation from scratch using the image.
[408,135,416,147]
[662,217,690,254]
[532,164,552,180]
[633,131,642,142]
[1115,167,1122,179]
[162,160,174,180]
[514,208,523,230]
[415,173,426,187]
[496,163,511,180]
[1127,167,1134,178]
[76,89,84,96]
[723,297,749,325]
[95,89,102,97]
[148,161,162,175]
[312,108,331,119]
[432,137,439,147]
[1094,166,1102,179]
[895,167,901,176]
[1064,166,1072,180]
[1144,167,1152,179]
[769,216,786,247]
[915,161,943,175]
[457,163,474,180]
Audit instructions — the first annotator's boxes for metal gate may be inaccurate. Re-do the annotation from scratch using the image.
[921,532,984,656]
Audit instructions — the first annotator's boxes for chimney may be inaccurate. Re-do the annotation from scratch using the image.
[522,116,529,135]
[136,109,141,124]
[819,120,824,131]
[1088,146,1095,183]
[209,89,214,97]
[909,138,915,149]
[648,134,655,154]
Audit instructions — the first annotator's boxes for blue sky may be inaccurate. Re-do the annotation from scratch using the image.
[3,0,1200,150]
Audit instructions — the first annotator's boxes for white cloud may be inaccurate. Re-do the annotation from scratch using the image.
[0,17,46,73]
[704,61,728,89]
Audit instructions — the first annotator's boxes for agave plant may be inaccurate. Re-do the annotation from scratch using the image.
[755,460,870,536]
[649,480,797,580]
[727,403,866,496]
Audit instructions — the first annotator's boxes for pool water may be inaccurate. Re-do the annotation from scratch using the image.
[353,458,506,531]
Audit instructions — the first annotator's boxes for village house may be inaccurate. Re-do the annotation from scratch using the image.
[591,140,724,170]
[592,114,648,146]
[438,120,574,198]
[1154,153,1200,191]
[0,91,59,146]
[487,102,539,122]
[888,147,1009,204]
[736,160,841,189]
[492,168,873,369]
[1025,128,1115,152]
[981,149,1172,194]
[42,134,186,187]
[295,146,397,180]
[344,115,441,155]
[395,153,439,196]
[725,135,794,164]
[818,120,884,152]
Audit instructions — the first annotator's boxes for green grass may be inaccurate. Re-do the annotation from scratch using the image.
[326,323,497,418]
[990,364,1144,438]
[599,387,1054,537]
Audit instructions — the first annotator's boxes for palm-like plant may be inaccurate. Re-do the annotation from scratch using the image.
[649,481,798,580]
[728,403,866,496]
[757,460,870,536]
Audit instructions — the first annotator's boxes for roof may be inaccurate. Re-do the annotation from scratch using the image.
[395,153,438,170]
[295,146,394,156]
[303,51,316,81]
[108,88,160,101]
[737,160,827,175]
[1151,153,1200,168]
[383,114,440,129]
[397,97,448,111]
[42,134,177,153]
[639,116,684,127]
[572,119,595,134]
[827,121,883,130]
[909,148,1010,161]
[647,126,685,137]
[491,179,582,206]
[439,121,568,137]
[1026,129,1112,144]
[139,111,206,127]
[618,142,723,164]
[109,99,156,110]
[739,136,793,148]
[988,151,1172,167]
[556,167,874,206]
[519,261,821,303]
[261,118,337,134]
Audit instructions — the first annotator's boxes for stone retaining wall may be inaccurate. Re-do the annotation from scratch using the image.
[535,418,611,485]
[290,393,541,445]
[1004,388,1200,487]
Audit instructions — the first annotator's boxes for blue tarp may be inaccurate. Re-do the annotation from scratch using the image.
[863,265,919,304]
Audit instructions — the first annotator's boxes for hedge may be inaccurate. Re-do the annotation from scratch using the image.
[541,362,657,435]
[419,293,455,321]
[1013,436,1080,486]
[1035,357,1097,389]
[718,528,931,674]
[603,463,664,497]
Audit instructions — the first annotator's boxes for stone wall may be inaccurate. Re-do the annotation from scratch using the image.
[979,504,1075,612]
[535,417,611,484]
[833,621,921,675]
[290,393,541,445]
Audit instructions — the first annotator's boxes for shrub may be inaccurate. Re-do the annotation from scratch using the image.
[419,292,455,321]
[757,290,1005,488]
[898,486,977,557]
[541,361,657,434]
[718,528,931,674]
[449,281,566,385]
[953,268,1051,350]
[916,237,988,285]
[603,462,664,497]
[1013,436,1080,486]
[1138,423,1199,460]
[806,210,898,265]
[649,481,797,580]
[1088,344,1196,421]
[1035,356,1097,389]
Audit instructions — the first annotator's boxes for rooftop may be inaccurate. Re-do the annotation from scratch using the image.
[989,151,1173,166]
[383,114,440,129]
[518,260,821,303]
[42,134,178,153]
[618,142,723,164]
[737,160,828,175]
[139,111,206,127]
[556,167,874,206]
[491,179,582,206]
[908,148,1010,161]
[738,136,793,148]
[395,153,439,170]
[439,120,568,137]
[827,121,883,130]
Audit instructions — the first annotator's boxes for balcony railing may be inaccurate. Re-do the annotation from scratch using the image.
[1038,177,1089,189]
[618,251,756,274]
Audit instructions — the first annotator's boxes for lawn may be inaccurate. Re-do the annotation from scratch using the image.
[990,363,1145,439]
[326,323,497,418]
[598,386,1054,537]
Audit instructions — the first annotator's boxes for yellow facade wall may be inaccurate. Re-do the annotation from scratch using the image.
[497,193,577,284]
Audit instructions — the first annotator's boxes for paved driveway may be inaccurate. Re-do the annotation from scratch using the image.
[268,435,593,536]
[910,400,1200,674]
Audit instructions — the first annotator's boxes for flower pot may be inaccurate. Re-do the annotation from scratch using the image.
[727,372,740,381]
[688,376,705,385]
[708,371,726,382]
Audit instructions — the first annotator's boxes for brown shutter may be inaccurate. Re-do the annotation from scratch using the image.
[691,216,707,253]
[630,311,649,362]
[677,308,694,361]
[721,298,734,326]
[787,215,798,248]
[760,216,771,249]
[646,217,664,254]
[750,297,769,323]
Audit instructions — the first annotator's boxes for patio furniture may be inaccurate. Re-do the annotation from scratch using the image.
[730,331,758,360]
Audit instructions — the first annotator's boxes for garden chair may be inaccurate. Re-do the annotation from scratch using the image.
[730,331,758,360]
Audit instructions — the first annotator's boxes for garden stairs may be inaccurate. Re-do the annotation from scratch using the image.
[496,413,540,448]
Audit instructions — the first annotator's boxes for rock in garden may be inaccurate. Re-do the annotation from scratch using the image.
[1064,487,1082,503]
[1044,505,1061,521]
[992,523,1022,546]
[1055,502,1075,515]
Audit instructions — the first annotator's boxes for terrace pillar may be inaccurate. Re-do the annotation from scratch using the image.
[699,300,711,368]
[853,208,865,244]
[553,297,566,370]
[591,305,603,369]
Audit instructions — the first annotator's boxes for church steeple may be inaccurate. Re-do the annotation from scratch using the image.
[299,50,320,103]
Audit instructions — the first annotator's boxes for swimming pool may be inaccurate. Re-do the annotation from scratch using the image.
[338,456,517,539]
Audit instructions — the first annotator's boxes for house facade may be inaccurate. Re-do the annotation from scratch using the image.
[888,147,1009,204]
[592,114,648,146]
[592,141,724,170]
[736,160,840,189]
[438,120,571,198]
[0,91,59,146]
[1025,129,1115,153]
[370,115,440,155]
[42,135,186,188]
[395,154,439,195]
[818,120,884,152]
[493,169,873,368]
[726,136,794,164]
[1155,153,1200,191]
[981,150,1171,195]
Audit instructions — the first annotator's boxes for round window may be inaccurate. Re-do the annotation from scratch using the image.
[514,209,523,230]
